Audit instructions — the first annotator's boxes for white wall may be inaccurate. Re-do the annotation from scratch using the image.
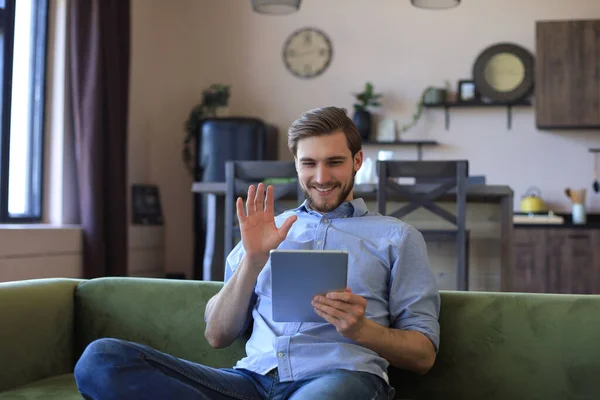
[129,0,600,279]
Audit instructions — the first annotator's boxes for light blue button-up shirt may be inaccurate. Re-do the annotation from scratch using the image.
[222,198,440,383]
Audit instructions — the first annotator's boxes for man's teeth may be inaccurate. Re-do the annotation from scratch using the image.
[315,187,333,192]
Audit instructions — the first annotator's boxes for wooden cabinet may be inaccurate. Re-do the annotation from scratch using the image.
[535,20,600,129]
[513,228,600,294]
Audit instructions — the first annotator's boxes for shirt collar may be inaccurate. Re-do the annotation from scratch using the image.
[294,198,369,218]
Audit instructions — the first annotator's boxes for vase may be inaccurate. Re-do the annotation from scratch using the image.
[352,109,372,141]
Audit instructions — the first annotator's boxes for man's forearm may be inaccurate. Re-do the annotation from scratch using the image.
[204,255,264,348]
[355,319,436,375]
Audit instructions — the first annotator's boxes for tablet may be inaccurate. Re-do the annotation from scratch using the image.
[270,249,348,323]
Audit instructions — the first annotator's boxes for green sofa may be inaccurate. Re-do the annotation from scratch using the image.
[1,277,599,399]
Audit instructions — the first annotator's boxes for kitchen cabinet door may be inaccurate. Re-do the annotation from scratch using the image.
[513,228,547,293]
[545,229,599,294]
[536,20,600,129]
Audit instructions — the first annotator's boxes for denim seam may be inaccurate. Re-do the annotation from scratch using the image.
[368,380,385,400]
[266,372,278,400]
[139,353,255,400]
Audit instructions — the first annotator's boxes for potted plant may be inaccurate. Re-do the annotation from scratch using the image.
[399,82,450,134]
[352,82,382,141]
[182,84,231,176]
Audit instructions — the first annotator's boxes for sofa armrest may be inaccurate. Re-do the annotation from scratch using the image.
[0,278,81,392]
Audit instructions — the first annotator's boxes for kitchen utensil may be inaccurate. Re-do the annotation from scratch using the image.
[565,187,587,203]
[521,186,546,213]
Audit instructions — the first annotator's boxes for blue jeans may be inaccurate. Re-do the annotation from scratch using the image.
[74,338,395,400]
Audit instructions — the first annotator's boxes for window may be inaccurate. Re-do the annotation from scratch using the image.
[0,0,48,222]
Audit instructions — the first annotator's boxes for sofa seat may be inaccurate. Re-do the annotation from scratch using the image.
[0,374,80,400]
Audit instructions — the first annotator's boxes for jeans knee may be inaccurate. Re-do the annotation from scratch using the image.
[74,338,141,393]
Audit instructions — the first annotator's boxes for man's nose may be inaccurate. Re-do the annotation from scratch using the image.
[314,165,330,184]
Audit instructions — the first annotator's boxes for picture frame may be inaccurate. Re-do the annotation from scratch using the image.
[457,80,479,103]
[131,184,164,225]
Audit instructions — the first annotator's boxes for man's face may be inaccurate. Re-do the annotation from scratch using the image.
[295,131,363,213]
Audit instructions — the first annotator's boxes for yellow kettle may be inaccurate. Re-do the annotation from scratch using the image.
[520,186,546,213]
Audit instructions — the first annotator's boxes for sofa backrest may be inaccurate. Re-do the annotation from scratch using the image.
[391,290,600,399]
[74,278,247,370]
[74,278,600,399]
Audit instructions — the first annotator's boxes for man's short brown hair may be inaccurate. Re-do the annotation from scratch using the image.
[287,107,362,157]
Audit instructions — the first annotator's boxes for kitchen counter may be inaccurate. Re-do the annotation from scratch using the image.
[514,213,600,229]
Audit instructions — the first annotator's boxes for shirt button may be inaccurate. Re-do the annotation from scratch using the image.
[317,240,322,245]
[323,218,328,223]
[278,352,284,358]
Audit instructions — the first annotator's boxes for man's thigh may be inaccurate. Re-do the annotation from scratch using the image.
[78,338,266,400]
[286,370,394,400]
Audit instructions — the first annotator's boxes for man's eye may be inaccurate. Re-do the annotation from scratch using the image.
[302,162,314,167]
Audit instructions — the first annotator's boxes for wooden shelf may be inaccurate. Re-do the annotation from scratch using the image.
[363,140,439,160]
[423,100,532,130]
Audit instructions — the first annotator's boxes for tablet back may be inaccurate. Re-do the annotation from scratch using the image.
[270,250,348,323]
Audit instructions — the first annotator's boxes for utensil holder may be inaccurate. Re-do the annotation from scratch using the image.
[572,203,587,225]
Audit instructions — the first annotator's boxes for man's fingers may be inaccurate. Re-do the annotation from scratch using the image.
[314,303,346,320]
[255,183,265,212]
[236,197,246,223]
[313,307,340,326]
[265,185,274,214]
[326,291,367,307]
[313,297,355,314]
[246,185,256,215]
[277,215,298,238]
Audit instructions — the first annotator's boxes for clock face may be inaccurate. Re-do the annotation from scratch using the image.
[283,28,333,79]
[484,53,526,92]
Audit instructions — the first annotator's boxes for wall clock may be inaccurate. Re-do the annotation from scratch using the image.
[472,43,535,103]
[283,27,333,79]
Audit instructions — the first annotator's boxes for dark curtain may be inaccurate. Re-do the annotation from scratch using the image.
[68,0,130,278]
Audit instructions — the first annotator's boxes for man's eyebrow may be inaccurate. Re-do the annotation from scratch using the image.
[298,156,348,162]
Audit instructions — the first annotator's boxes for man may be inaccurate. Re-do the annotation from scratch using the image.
[74,107,440,400]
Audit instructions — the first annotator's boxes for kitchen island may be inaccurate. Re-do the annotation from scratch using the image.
[192,182,514,291]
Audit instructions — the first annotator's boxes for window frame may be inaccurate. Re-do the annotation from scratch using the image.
[0,0,49,223]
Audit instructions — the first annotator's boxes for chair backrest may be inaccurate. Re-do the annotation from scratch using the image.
[377,160,469,290]
[376,160,468,226]
[224,161,304,259]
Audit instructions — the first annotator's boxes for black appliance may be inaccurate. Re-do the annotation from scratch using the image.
[193,117,278,281]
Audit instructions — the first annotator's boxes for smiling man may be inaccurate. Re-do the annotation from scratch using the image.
[74,107,440,400]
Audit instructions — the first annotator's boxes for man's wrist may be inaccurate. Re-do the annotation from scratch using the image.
[352,317,384,345]
[244,252,269,268]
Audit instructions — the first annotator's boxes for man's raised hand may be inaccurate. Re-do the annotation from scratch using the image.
[236,183,297,266]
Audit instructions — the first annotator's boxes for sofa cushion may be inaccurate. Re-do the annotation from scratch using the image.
[73,277,248,368]
[0,374,81,400]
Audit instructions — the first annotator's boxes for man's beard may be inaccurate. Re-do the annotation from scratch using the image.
[301,173,355,213]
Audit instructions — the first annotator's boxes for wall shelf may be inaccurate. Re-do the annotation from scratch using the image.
[423,100,532,130]
[363,140,439,160]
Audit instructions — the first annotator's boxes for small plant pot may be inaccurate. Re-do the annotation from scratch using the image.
[353,109,372,141]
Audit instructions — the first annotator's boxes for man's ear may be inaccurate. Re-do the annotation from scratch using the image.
[354,150,364,172]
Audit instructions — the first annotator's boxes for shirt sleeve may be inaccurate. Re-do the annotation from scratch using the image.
[389,224,441,351]
[224,240,245,282]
